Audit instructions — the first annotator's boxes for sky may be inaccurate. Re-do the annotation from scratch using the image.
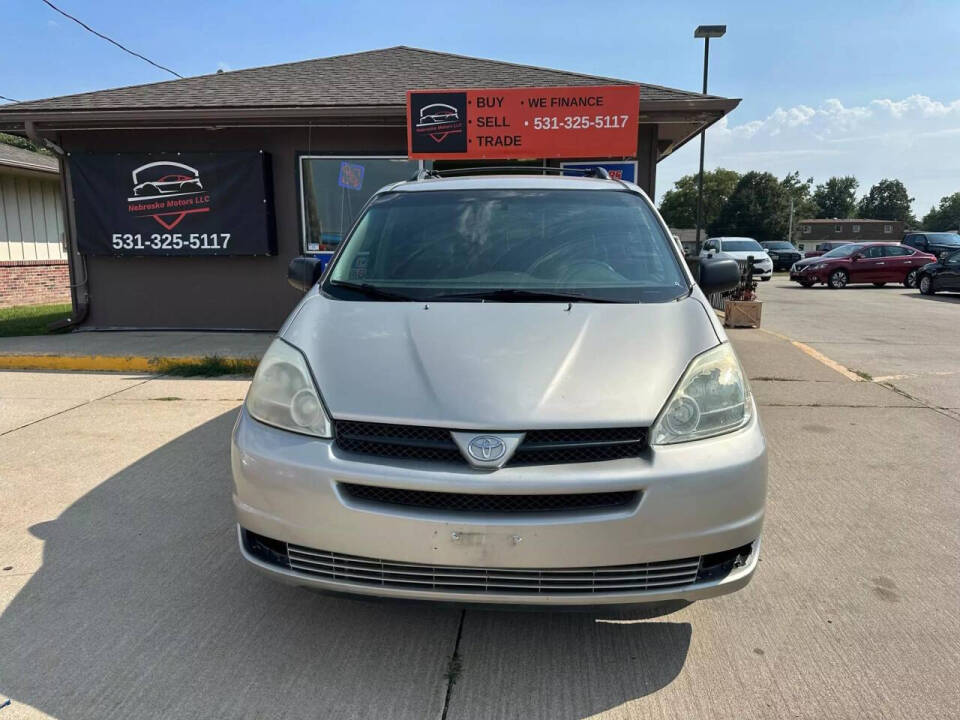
[2,0,958,215]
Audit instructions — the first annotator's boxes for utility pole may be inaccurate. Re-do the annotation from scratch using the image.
[693,25,726,255]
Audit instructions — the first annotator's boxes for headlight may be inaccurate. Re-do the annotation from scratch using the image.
[246,339,331,437]
[813,263,827,270]
[651,343,752,445]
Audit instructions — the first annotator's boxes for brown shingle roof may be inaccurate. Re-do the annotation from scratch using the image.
[0,143,58,173]
[0,46,725,113]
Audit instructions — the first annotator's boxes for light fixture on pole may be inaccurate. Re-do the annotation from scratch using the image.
[693,24,726,255]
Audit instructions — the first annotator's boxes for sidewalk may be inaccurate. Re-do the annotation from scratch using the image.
[0,330,273,373]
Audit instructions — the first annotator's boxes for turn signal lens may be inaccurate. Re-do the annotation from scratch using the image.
[652,343,752,445]
[246,339,331,438]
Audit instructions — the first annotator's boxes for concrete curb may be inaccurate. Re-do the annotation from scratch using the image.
[0,354,259,373]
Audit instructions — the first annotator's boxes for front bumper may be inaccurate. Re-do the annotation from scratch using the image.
[231,407,767,605]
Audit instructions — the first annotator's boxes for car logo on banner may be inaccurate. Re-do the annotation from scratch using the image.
[408,92,468,153]
[127,161,211,230]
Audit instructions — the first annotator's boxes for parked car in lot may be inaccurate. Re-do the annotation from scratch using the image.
[803,241,851,259]
[233,171,765,607]
[789,242,936,289]
[760,241,803,271]
[701,237,773,280]
[917,248,960,295]
[902,231,960,260]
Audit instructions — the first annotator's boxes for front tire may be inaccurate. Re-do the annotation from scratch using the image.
[760,276,771,282]
[828,269,848,289]
[919,274,935,295]
[904,269,918,288]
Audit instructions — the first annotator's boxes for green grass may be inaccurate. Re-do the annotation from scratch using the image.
[154,355,259,377]
[0,303,72,337]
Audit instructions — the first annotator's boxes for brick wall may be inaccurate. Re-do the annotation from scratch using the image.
[0,260,71,308]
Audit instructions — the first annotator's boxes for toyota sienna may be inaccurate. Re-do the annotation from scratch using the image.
[232,170,767,606]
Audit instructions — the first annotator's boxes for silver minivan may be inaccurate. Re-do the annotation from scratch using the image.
[232,171,766,606]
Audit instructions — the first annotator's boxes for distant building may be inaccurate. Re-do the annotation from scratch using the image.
[794,218,905,252]
[0,143,69,308]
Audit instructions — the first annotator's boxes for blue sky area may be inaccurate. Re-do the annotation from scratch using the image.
[3,0,958,213]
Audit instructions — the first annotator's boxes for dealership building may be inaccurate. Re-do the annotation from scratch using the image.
[0,46,739,330]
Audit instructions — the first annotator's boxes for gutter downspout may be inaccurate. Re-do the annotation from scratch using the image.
[25,120,89,330]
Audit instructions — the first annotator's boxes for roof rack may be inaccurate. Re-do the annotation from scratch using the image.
[411,165,611,181]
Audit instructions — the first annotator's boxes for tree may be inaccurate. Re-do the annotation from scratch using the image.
[709,171,790,241]
[857,179,916,223]
[780,171,818,225]
[921,192,960,231]
[658,168,740,230]
[813,176,859,218]
[0,132,51,156]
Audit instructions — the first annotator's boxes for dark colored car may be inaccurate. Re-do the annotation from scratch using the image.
[761,241,802,270]
[803,241,851,259]
[789,242,936,289]
[917,249,960,295]
[902,231,960,260]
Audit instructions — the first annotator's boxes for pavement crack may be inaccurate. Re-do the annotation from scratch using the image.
[440,609,466,720]
[0,377,154,437]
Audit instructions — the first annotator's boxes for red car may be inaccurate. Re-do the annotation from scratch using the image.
[789,242,936,289]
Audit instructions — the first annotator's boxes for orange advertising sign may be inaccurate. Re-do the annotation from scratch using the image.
[406,86,640,160]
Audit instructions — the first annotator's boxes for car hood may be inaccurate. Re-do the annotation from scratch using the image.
[793,256,825,267]
[281,294,720,428]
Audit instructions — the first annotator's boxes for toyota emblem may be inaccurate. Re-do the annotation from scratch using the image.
[467,435,507,462]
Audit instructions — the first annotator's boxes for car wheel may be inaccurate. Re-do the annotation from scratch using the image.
[828,269,848,289]
[904,269,918,288]
[799,280,815,288]
[760,276,771,282]
[872,282,886,287]
[919,275,935,295]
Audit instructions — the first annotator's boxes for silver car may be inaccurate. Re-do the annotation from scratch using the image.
[232,172,766,606]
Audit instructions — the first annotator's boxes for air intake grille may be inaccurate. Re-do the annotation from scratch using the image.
[334,421,647,466]
[285,545,701,595]
[340,483,638,514]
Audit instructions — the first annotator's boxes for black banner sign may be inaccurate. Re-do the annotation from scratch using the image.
[69,151,276,255]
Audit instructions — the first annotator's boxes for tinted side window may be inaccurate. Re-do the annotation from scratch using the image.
[903,235,919,248]
[884,246,911,257]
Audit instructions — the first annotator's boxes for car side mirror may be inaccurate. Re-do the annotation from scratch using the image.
[850,252,863,261]
[698,256,740,295]
[287,256,325,292]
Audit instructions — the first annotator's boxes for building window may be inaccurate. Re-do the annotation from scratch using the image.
[802,225,811,234]
[299,156,421,252]
[852,224,860,233]
[884,224,892,234]
[834,224,842,232]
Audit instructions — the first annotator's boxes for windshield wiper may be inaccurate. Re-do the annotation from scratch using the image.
[328,280,417,301]
[428,288,622,303]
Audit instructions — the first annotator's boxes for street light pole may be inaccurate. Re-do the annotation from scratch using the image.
[693,25,726,256]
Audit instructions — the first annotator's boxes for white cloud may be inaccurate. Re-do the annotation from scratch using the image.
[656,95,960,216]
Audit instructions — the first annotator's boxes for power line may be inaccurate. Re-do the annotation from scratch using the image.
[0,95,19,103]
[39,0,183,79]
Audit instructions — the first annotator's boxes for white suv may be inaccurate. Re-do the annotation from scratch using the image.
[701,237,773,281]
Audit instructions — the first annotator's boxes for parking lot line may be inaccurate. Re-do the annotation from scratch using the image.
[757,328,864,382]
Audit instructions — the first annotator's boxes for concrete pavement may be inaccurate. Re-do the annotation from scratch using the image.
[756,274,960,417]
[0,301,958,718]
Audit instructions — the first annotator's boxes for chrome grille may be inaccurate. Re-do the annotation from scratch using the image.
[285,545,702,595]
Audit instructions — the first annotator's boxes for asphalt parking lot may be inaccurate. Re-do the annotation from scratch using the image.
[1,280,958,719]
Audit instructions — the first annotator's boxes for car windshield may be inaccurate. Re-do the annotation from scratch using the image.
[325,189,688,303]
[927,232,960,247]
[762,242,795,250]
[719,239,763,252]
[821,244,863,258]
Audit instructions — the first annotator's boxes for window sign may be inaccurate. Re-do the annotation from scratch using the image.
[300,156,419,252]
